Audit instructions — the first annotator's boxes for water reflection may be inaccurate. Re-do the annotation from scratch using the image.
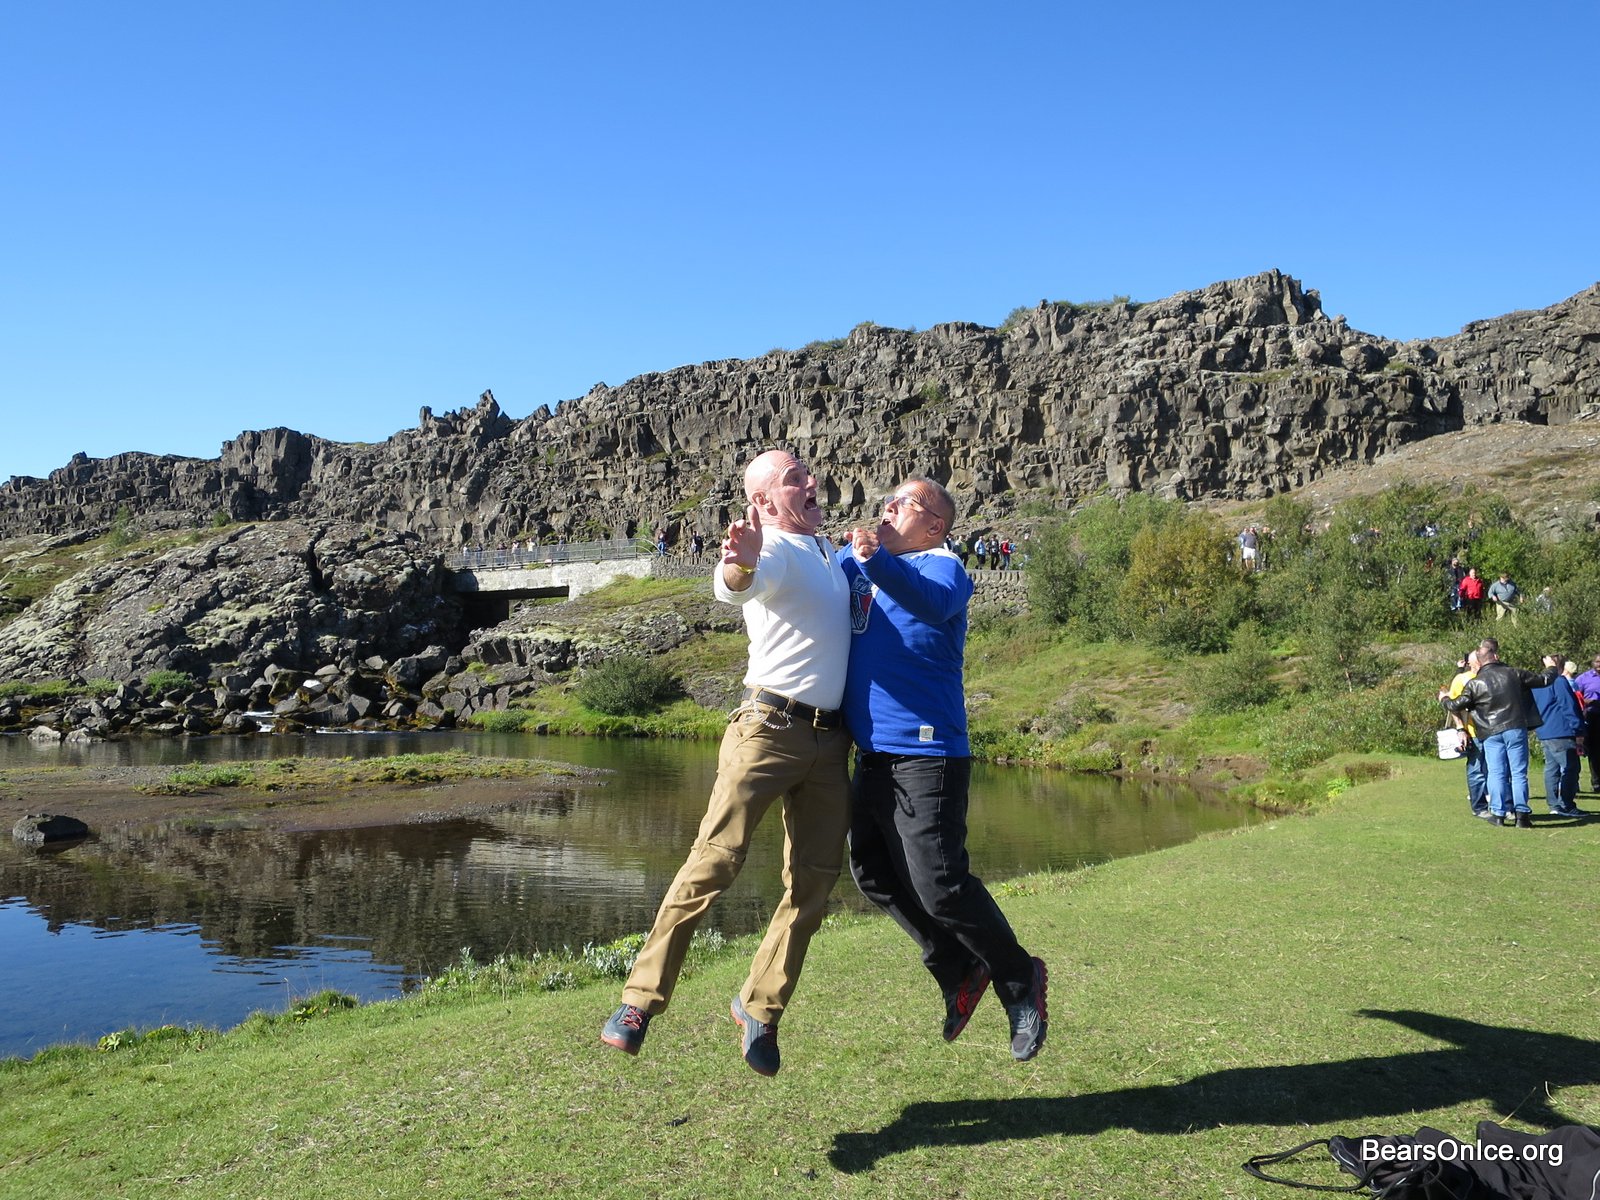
[0,732,1263,1058]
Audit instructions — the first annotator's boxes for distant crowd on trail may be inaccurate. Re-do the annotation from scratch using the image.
[950,531,1028,572]
[461,537,573,568]
[1443,556,1551,623]
[1232,521,1554,623]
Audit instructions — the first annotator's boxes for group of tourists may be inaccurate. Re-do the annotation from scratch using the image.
[600,450,1048,1076]
[1445,557,1550,621]
[1439,639,1597,826]
[462,538,569,567]
[955,531,1022,571]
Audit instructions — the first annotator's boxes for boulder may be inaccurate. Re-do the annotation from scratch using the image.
[13,813,90,845]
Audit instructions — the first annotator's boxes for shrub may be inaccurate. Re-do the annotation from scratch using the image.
[168,764,255,790]
[575,655,678,716]
[1028,494,1185,638]
[106,505,135,549]
[1196,622,1281,714]
[582,933,645,979]
[1262,676,1439,771]
[469,709,537,733]
[1121,512,1251,652]
[1299,583,1394,693]
[144,669,199,695]
[539,970,578,992]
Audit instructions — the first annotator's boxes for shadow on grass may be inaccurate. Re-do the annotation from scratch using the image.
[830,1010,1600,1174]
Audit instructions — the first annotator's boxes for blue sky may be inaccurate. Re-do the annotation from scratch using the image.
[3,2,1596,481]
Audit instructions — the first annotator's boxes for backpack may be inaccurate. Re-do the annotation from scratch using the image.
[1244,1122,1600,1199]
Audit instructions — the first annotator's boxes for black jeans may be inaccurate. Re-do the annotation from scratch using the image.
[1587,707,1600,788]
[849,752,1033,1004]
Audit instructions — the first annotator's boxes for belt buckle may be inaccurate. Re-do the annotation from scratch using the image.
[812,708,827,730]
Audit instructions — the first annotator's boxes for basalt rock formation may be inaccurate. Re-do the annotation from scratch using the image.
[2,270,1599,737]
[4,270,1598,549]
[0,521,460,693]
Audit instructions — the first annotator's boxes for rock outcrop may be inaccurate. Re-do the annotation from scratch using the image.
[0,521,460,687]
[4,271,1597,548]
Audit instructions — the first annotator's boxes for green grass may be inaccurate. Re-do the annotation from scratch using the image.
[474,691,731,740]
[136,752,588,795]
[3,758,1596,1198]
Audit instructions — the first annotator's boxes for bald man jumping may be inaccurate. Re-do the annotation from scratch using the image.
[601,449,851,1076]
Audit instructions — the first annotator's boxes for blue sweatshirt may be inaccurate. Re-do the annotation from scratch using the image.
[1533,675,1584,740]
[839,545,973,756]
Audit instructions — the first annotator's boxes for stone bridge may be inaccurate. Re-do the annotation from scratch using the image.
[444,542,659,624]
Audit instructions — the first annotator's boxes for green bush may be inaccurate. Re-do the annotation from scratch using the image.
[1262,676,1439,772]
[582,933,645,979]
[106,505,136,549]
[0,679,73,703]
[144,669,199,695]
[574,655,679,716]
[468,709,537,733]
[1196,623,1281,714]
[168,764,255,790]
[1028,495,1185,638]
[1298,583,1395,693]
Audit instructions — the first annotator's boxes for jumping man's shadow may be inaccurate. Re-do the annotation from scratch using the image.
[830,1010,1600,1174]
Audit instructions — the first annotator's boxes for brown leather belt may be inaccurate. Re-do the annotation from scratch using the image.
[743,687,844,730]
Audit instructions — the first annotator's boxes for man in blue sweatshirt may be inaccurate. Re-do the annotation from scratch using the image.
[840,477,1048,1061]
[1531,656,1587,817]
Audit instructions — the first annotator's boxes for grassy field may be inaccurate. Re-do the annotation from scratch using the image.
[2,755,1596,1199]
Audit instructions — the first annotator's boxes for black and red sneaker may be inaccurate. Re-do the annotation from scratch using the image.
[942,965,992,1041]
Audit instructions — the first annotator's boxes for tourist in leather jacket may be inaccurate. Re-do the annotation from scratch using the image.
[1440,653,1559,738]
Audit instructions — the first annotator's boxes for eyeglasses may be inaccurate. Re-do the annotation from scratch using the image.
[882,492,932,517]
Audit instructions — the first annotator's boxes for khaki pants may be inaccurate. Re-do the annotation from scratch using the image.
[621,704,851,1024]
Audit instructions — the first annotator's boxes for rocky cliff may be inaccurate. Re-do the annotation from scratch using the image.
[5,270,1598,547]
[0,521,465,723]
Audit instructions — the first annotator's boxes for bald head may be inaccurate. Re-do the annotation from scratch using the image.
[744,450,795,502]
[743,449,821,534]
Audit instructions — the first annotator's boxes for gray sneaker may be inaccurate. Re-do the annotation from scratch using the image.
[1004,957,1049,1062]
[601,1003,651,1055]
[731,996,780,1076]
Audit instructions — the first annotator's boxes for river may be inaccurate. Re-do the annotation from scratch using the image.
[0,730,1264,1059]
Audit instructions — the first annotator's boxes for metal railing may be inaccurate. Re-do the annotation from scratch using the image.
[444,539,652,570]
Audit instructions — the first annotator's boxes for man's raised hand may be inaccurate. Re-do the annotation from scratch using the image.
[723,503,763,573]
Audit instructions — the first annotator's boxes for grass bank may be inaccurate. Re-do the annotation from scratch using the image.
[131,750,592,795]
[3,757,1596,1198]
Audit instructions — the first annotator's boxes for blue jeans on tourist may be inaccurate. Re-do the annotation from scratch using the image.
[1481,727,1532,816]
[1464,736,1488,815]
[1540,736,1580,814]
